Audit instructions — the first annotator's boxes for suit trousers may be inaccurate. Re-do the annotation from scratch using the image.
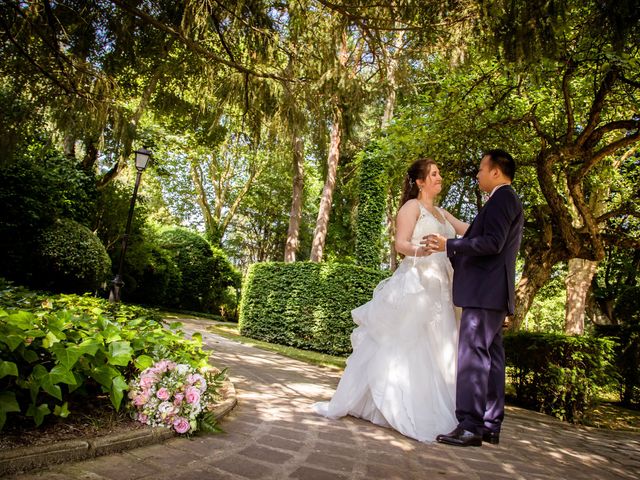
[455,307,507,435]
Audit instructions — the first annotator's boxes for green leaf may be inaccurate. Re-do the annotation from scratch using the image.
[19,347,39,363]
[77,338,101,356]
[191,332,203,345]
[54,402,70,418]
[6,311,36,329]
[42,330,61,348]
[0,391,21,413]
[40,375,62,401]
[169,321,183,330]
[26,403,51,427]
[91,365,120,388]
[0,360,18,379]
[49,365,77,385]
[110,375,128,411]
[1,335,24,351]
[134,354,154,370]
[107,340,133,367]
[51,343,83,369]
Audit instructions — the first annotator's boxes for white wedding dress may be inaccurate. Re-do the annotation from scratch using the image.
[314,204,459,442]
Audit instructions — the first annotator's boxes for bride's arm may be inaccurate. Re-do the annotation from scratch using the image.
[442,209,469,236]
[395,201,428,257]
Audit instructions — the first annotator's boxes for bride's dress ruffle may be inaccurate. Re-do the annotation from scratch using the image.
[314,206,458,442]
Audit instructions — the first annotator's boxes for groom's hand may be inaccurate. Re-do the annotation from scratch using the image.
[421,234,447,253]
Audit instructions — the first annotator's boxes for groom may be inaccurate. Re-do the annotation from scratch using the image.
[424,149,524,447]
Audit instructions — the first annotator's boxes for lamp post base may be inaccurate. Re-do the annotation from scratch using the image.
[109,275,125,303]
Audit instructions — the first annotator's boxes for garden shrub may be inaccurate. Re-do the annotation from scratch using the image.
[35,218,112,293]
[354,142,387,269]
[124,242,183,307]
[239,262,389,355]
[0,280,211,431]
[0,153,97,285]
[504,331,616,422]
[594,323,640,407]
[159,228,239,314]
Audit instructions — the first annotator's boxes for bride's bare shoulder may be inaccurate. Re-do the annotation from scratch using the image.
[398,199,420,216]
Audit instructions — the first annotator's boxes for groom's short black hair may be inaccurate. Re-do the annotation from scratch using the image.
[484,149,516,181]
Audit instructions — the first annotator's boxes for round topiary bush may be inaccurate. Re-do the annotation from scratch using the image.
[36,218,112,293]
[159,228,239,313]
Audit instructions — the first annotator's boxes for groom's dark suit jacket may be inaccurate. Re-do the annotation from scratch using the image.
[446,185,524,315]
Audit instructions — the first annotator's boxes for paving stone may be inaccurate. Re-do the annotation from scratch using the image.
[258,435,305,452]
[288,466,348,480]
[304,452,355,473]
[238,445,294,464]
[209,455,273,479]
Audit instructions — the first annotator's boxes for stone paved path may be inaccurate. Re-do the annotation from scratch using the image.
[8,317,640,480]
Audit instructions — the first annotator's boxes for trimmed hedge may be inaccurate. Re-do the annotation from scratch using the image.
[238,262,389,355]
[505,332,616,422]
[36,218,111,293]
[354,142,387,269]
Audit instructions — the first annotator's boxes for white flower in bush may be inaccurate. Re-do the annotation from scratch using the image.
[128,359,221,434]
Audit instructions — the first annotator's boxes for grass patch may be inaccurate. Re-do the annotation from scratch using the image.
[206,323,347,370]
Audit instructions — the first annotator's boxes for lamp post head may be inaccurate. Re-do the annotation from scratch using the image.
[134,147,152,171]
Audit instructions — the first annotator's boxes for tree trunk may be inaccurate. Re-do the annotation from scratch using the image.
[284,133,305,262]
[564,258,598,335]
[511,247,558,331]
[380,29,404,129]
[310,105,343,262]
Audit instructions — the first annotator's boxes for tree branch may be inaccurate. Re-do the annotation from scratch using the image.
[576,68,617,148]
[109,0,291,82]
[576,128,640,179]
[562,59,576,141]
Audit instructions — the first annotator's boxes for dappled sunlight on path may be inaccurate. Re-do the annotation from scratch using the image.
[9,316,640,480]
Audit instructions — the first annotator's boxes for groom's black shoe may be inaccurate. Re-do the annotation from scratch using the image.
[436,427,482,447]
[482,431,500,445]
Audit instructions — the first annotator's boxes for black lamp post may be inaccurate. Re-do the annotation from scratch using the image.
[109,147,152,303]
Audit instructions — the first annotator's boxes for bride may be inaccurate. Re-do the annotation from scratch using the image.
[314,158,469,442]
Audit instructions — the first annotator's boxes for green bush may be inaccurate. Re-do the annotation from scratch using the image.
[0,280,211,431]
[239,262,389,355]
[124,242,183,307]
[35,218,112,293]
[504,332,616,422]
[354,142,387,269]
[613,286,640,325]
[0,154,97,285]
[159,228,239,314]
[594,323,640,407]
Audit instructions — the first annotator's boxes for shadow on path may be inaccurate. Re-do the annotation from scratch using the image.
[7,317,640,480]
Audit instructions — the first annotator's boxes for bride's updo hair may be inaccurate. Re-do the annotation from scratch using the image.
[401,158,437,206]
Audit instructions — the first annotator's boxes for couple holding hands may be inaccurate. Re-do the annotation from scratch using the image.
[314,149,524,447]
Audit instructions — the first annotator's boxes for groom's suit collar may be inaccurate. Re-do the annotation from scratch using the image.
[489,183,511,198]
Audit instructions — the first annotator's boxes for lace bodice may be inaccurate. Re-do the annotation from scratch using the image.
[410,204,456,248]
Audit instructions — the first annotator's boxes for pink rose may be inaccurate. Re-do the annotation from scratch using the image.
[139,374,157,389]
[173,417,190,434]
[173,393,184,406]
[133,393,148,406]
[156,387,171,401]
[185,386,201,405]
[137,413,149,424]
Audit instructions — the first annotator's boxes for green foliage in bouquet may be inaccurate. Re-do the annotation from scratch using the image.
[0,280,212,431]
[239,262,389,355]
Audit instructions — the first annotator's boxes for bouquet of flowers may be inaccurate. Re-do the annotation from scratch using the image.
[128,359,224,434]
